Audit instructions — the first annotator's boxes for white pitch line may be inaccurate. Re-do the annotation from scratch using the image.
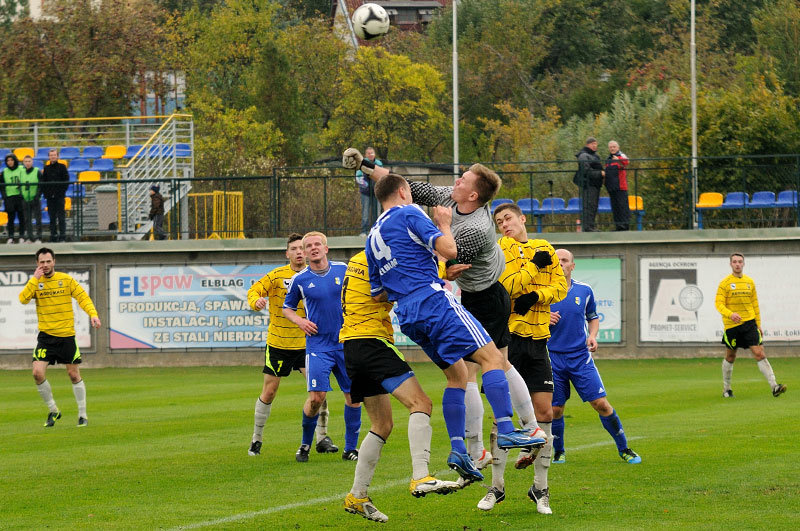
[174,435,646,530]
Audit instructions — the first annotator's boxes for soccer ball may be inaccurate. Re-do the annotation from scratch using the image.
[352,3,390,41]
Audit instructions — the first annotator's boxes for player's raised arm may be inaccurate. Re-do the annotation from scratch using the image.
[432,206,457,260]
[247,277,269,311]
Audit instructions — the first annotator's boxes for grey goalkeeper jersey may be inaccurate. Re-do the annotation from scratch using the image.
[407,179,505,293]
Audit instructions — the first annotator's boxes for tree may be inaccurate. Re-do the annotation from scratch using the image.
[0,0,27,28]
[752,0,800,97]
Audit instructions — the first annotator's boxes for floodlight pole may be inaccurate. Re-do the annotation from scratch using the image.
[452,0,459,177]
[690,0,698,228]
[340,0,359,49]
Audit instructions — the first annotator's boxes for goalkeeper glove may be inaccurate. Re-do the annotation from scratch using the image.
[532,250,552,268]
[342,148,376,175]
[513,291,539,315]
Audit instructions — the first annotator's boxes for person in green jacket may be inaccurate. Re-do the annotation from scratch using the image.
[21,155,43,243]
[2,153,25,243]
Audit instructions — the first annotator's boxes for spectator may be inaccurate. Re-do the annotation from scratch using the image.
[149,185,166,240]
[2,153,25,244]
[41,149,70,243]
[605,141,630,231]
[355,146,383,236]
[21,155,43,243]
[574,137,605,232]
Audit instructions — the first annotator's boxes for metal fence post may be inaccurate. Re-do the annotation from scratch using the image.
[323,172,328,233]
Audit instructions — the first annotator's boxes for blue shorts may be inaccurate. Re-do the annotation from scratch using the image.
[396,285,491,369]
[550,349,607,406]
[305,347,352,393]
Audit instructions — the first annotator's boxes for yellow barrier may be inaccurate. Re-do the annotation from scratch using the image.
[188,191,244,239]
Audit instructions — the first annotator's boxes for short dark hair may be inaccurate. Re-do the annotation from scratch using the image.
[374,173,408,203]
[493,202,523,218]
[469,163,501,205]
[286,233,303,247]
[36,247,54,260]
[730,252,744,261]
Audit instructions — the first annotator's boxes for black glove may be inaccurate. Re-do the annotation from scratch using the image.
[532,250,552,268]
[513,291,539,315]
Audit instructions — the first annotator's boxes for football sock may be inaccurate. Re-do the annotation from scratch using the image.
[464,382,484,460]
[481,370,515,434]
[552,416,565,454]
[489,422,507,491]
[72,380,87,418]
[344,404,362,452]
[722,359,734,391]
[442,387,468,454]
[534,421,552,490]
[757,358,778,388]
[350,431,385,499]
[600,409,627,452]
[506,366,538,429]
[316,399,329,443]
[36,380,58,413]
[253,398,271,443]
[301,411,319,447]
[408,412,433,480]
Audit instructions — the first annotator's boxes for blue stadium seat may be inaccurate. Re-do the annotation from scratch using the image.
[124,145,143,159]
[517,198,539,215]
[41,208,50,224]
[59,146,81,160]
[776,190,798,208]
[175,143,191,157]
[0,148,10,159]
[597,196,612,213]
[80,146,104,159]
[92,158,115,172]
[33,160,44,170]
[35,147,52,160]
[538,197,566,214]
[720,192,748,209]
[490,198,514,212]
[68,159,90,172]
[69,170,78,181]
[747,191,776,208]
[564,197,581,214]
[146,144,163,157]
[67,183,85,198]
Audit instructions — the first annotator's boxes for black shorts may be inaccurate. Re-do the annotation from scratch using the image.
[508,334,553,393]
[344,338,414,403]
[32,332,81,365]
[722,320,762,351]
[460,281,511,350]
[263,345,306,377]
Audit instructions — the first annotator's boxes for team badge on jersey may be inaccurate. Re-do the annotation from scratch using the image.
[574,296,580,305]
[283,279,291,288]
[38,283,44,289]
[58,281,63,287]
[308,282,315,288]
[335,277,341,285]
[730,283,736,289]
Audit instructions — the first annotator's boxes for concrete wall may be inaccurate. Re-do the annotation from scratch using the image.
[2,227,799,370]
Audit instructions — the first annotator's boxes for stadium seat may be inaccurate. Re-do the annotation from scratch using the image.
[538,197,566,214]
[103,145,127,159]
[78,171,101,182]
[35,147,52,160]
[696,192,723,208]
[14,147,34,160]
[175,143,191,157]
[41,209,50,224]
[64,197,72,211]
[146,144,165,157]
[92,158,115,172]
[81,146,104,159]
[776,190,798,208]
[597,196,612,213]
[720,192,748,209]
[628,195,646,231]
[747,191,776,208]
[33,160,44,170]
[517,198,539,216]
[0,148,11,159]
[69,170,78,181]
[59,146,81,160]
[0,211,6,226]
[68,159,90,172]
[490,198,514,212]
[67,183,85,198]
[124,145,143,159]
[161,145,175,158]
[564,197,581,214]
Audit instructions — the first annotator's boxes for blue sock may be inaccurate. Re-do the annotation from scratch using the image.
[552,416,565,453]
[344,404,362,452]
[442,387,467,454]
[600,409,628,452]
[301,411,319,447]
[481,369,515,434]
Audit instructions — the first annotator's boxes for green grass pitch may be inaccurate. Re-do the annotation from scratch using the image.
[2,358,799,529]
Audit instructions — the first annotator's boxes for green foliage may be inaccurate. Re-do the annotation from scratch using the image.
[323,46,448,161]
[752,0,800,97]
[0,0,27,28]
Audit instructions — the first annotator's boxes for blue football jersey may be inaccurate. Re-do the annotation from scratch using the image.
[548,279,599,354]
[283,262,347,353]
[365,204,444,301]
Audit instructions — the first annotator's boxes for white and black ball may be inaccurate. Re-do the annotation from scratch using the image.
[352,3,390,40]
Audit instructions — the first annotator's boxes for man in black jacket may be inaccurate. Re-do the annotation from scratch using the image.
[574,138,605,232]
[41,149,70,242]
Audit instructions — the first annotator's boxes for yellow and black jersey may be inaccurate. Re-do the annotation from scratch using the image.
[497,236,567,339]
[339,251,394,342]
[18,272,97,337]
[715,273,761,330]
[248,264,306,350]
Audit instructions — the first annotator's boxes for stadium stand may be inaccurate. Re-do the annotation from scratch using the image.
[490,198,513,212]
[776,190,798,208]
[124,145,143,159]
[517,197,539,216]
[59,146,81,160]
[103,145,127,159]
[69,159,90,173]
[92,158,115,172]
[14,147,34,159]
[78,171,101,182]
[720,192,748,209]
[80,146,104,159]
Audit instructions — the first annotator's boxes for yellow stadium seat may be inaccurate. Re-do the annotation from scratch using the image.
[103,145,126,159]
[65,197,72,211]
[628,195,644,211]
[78,171,100,182]
[696,192,723,208]
[0,211,7,226]
[13,147,34,160]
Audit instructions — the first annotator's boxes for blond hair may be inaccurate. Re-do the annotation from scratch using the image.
[302,231,327,247]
